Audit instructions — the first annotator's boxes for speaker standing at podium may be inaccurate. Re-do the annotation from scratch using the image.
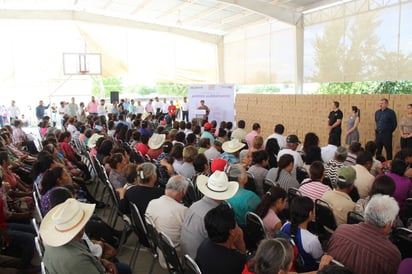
[197,100,210,122]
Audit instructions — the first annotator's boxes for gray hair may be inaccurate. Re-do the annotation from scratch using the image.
[364,194,399,228]
[227,164,246,182]
[137,162,157,184]
[166,175,189,193]
[334,146,348,162]
[239,149,249,161]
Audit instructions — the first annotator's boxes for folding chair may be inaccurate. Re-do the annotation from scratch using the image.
[182,178,202,207]
[41,261,47,274]
[33,189,43,222]
[244,171,257,195]
[35,236,45,259]
[144,214,160,274]
[31,218,40,237]
[184,254,202,274]
[287,187,302,207]
[245,212,268,254]
[315,199,337,242]
[347,211,364,224]
[128,202,146,270]
[391,227,412,259]
[263,178,278,192]
[158,232,184,274]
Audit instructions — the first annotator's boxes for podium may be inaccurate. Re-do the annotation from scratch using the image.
[193,109,206,125]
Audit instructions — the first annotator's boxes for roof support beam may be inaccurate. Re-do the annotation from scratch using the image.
[0,9,222,44]
[216,0,301,25]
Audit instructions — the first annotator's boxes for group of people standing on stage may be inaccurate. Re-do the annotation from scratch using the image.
[328,98,412,160]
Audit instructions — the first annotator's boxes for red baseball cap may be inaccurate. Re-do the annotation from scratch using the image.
[211,158,228,172]
[204,123,212,130]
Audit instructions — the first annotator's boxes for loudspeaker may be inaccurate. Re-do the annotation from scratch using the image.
[110,91,119,103]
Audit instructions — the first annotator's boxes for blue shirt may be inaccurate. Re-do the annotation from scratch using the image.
[227,188,261,226]
[221,152,239,164]
[375,108,397,133]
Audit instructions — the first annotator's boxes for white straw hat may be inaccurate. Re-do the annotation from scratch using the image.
[222,139,246,153]
[40,198,95,247]
[196,171,239,200]
[148,133,166,149]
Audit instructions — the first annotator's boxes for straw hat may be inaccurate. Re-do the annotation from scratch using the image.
[196,171,239,200]
[148,133,166,149]
[87,133,104,149]
[222,139,246,153]
[40,198,95,247]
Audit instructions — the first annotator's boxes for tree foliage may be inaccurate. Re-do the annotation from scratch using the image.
[155,82,188,96]
[316,81,412,94]
[311,10,412,94]
[91,77,124,97]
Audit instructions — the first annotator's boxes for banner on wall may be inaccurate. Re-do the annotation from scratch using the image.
[188,84,235,124]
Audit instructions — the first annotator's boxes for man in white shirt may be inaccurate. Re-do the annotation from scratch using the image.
[8,100,20,125]
[146,175,189,264]
[58,101,68,128]
[136,100,144,115]
[154,97,163,116]
[265,124,287,149]
[181,97,189,122]
[277,134,304,177]
[231,120,247,142]
[97,99,107,124]
[352,151,375,199]
[321,136,339,163]
[161,98,169,117]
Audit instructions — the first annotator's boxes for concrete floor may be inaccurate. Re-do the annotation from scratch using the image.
[93,183,168,274]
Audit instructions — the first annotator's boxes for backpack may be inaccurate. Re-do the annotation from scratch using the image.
[274,230,305,272]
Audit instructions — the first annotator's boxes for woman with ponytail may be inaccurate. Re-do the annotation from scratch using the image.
[280,196,323,272]
[345,106,360,145]
[266,154,299,193]
[254,186,287,237]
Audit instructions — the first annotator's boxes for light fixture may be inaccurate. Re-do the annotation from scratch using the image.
[302,0,352,14]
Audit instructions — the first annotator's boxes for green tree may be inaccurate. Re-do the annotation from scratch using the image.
[91,77,124,97]
[311,20,345,82]
[155,82,188,96]
[344,13,382,81]
[316,81,412,94]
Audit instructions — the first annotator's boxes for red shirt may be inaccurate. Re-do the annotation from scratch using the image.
[168,105,177,117]
[0,199,7,229]
[135,143,149,156]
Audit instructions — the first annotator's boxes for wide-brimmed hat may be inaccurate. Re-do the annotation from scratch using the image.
[222,139,245,153]
[87,133,104,149]
[148,133,166,149]
[196,171,239,200]
[40,198,95,247]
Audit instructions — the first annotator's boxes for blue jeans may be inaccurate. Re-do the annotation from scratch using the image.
[6,223,35,268]
[113,259,132,274]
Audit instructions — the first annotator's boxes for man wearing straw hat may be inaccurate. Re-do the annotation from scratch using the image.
[221,138,246,164]
[40,199,118,274]
[180,170,239,258]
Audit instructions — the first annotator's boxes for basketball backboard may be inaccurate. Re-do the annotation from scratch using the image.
[63,53,102,75]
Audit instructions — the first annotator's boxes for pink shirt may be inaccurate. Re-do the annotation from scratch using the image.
[262,209,281,237]
[87,101,98,114]
[245,130,260,148]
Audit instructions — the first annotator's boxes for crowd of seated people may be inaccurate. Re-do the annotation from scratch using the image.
[1,97,412,274]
